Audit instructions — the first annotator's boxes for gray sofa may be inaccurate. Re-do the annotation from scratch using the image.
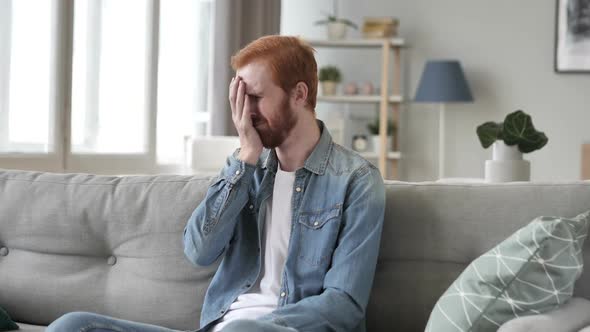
[0,168,588,332]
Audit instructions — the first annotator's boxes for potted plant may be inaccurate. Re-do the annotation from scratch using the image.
[314,0,358,40]
[367,117,396,153]
[318,66,342,96]
[476,110,548,182]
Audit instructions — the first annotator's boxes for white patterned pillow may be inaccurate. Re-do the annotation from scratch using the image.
[425,211,590,332]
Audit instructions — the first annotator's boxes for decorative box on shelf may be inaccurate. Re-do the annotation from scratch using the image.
[362,17,399,39]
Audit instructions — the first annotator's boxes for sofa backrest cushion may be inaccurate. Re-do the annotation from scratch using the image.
[0,169,216,330]
[1,170,589,332]
[367,181,590,332]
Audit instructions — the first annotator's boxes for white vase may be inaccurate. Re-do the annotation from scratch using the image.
[327,22,347,40]
[371,135,392,153]
[484,142,530,183]
[321,81,338,96]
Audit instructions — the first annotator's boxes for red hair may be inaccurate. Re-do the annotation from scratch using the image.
[231,35,318,110]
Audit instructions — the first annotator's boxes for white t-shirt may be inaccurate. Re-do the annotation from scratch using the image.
[211,165,295,332]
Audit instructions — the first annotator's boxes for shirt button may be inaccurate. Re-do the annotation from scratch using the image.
[313,221,319,226]
[280,292,286,297]
[235,170,241,175]
[295,187,301,192]
[249,204,254,210]
[107,256,117,266]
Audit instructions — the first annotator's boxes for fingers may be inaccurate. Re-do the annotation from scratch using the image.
[242,94,252,125]
[229,76,237,104]
[235,80,245,121]
[229,78,235,122]
[229,76,242,124]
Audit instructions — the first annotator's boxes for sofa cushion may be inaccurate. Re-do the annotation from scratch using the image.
[0,307,19,331]
[368,181,590,332]
[425,211,589,332]
[0,169,217,330]
[497,297,590,332]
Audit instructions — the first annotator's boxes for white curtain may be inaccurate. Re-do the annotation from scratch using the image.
[208,0,282,136]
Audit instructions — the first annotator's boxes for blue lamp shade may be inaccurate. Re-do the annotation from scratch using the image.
[414,60,474,102]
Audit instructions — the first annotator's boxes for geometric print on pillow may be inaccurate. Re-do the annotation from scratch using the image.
[425,210,589,332]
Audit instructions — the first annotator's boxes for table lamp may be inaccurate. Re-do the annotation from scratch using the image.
[414,60,474,179]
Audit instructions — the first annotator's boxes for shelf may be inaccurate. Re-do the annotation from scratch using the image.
[305,38,405,48]
[358,151,401,160]
[317,95,403,104]
[307,35,406,180]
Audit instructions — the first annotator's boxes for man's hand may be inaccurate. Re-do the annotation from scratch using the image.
[229,76,263,165]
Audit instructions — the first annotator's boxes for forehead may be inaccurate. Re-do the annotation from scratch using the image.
[236,61,278,93]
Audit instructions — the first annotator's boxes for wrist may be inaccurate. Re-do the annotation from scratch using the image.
[238,148,261,166]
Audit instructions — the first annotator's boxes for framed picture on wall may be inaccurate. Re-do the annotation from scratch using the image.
[555,0,590,73]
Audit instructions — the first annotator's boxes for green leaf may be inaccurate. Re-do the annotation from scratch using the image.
[314,19,331,25]
[367,117,396,135]
[314,13,356,28]
[476,121,503,148]
[502,110,548,153]
[318,66,341,82]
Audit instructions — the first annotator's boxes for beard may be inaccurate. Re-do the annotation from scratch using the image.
[254,95,297,149]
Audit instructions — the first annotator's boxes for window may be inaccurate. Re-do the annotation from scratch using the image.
[71,0,149,154]
[0,0,54,153]
[0,0,213,173]
[157,0,212,164]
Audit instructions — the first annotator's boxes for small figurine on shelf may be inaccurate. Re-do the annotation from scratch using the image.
[314,0,358,40]
[367,116,396,153]
[318,66,342,96]
[343,82,358,95]
[359,81,374,95]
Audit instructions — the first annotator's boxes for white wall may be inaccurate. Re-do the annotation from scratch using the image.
[281,0,590,181]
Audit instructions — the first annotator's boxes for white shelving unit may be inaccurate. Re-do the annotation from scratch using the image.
[305,38,405,48]
[307,37,405,179]
[358,151,402,160]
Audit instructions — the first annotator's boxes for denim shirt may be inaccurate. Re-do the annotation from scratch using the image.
[183,121,386,332]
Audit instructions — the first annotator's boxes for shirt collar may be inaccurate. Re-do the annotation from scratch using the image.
[261,120,333,175]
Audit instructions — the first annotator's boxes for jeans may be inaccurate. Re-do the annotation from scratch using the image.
[45,312,297,332]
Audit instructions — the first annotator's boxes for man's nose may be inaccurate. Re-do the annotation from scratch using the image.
[249,99,259,111]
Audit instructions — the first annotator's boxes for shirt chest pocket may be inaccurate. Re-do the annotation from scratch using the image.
[297,204,342,267]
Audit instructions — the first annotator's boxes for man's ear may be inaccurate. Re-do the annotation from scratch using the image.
[291,82,309,108]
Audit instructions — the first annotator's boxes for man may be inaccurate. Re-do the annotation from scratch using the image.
[45,35,384,332]
[183,35,385,332]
